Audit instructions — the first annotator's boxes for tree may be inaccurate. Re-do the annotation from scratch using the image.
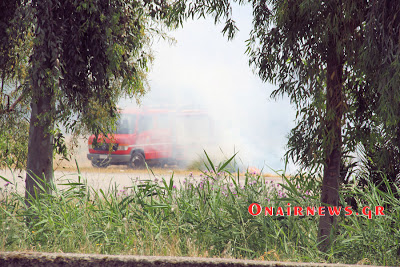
[356,0,400,195]
[245,0,371,251]
[0,0,172,201]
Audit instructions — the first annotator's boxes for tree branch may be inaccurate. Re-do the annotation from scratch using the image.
[0,91,26,116]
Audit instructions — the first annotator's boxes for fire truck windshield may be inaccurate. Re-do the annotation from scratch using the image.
[115,114,137,134]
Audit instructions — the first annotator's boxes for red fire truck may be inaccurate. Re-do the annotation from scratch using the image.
[87,108,214,168]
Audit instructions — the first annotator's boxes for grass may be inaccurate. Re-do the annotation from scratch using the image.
[0,155,399,266]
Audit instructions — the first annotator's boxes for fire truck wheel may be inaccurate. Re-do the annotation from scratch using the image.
[129,152,145,169]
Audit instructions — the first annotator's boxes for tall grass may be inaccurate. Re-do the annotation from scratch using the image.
[0,156,399,265]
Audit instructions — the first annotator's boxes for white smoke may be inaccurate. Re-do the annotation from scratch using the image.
[119,3,297,173]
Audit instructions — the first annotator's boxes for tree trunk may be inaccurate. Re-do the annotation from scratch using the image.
[25,89,54,203]
[25,0,56,205]
[317,38,344,251]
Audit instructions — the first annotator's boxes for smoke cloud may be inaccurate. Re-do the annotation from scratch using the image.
[119,4,296,173]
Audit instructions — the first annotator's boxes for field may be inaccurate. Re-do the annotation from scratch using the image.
[0,156,399,266]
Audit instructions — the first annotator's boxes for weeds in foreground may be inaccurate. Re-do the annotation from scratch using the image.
[0,156,399,266]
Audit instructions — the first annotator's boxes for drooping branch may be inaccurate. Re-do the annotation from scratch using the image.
[0,90,27,116]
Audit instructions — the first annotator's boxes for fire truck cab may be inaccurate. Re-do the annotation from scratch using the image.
[87,108,213,168]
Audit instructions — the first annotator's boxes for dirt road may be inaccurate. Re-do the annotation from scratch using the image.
[0,166,282,194]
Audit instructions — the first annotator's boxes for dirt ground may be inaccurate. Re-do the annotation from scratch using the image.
[1,165,282,195]
[1,163,282,195]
